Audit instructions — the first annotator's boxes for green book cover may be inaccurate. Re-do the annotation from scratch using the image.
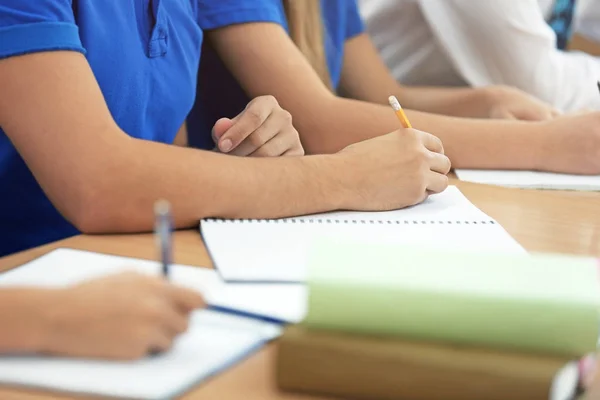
[304,240,600,357]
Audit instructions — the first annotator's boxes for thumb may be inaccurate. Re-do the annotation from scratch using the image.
[212,118,235,144]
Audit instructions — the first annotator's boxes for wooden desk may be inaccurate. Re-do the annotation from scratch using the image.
[1,181,600,400]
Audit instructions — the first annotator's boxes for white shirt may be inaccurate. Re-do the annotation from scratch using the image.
[359,0,600,112]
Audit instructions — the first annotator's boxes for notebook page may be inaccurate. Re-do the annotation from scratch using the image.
[456,170,600,191]
[201,187,525,283]
[0,310,281,400]
[0,249,307,323]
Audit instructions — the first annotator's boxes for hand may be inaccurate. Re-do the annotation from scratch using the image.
[41,272,205,360]
[213,95,304,157]
[536,112,600,174]
[337,128,451,210]
[484,85,560,121]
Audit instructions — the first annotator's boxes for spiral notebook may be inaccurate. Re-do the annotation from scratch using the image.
[456,169,600,191]
[201,187,525,283]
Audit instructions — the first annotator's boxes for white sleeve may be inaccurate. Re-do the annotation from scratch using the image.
[576,1,600,43]
[419,0,600,112]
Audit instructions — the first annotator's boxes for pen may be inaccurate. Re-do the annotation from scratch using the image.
[154,199,172,279]
[388,95,412,129]
[206,305,286,325]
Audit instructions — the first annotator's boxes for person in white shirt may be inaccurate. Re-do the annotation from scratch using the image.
[359,0,600,113]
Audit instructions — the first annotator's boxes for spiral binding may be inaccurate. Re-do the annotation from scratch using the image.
[204,218,496,225]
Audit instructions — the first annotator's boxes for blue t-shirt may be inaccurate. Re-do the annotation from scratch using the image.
[188,0,365,150]
[0,0,204,256]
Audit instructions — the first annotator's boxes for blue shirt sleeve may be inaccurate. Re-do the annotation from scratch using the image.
[0,0,85,60]
[196,0,286,30]
[345,0,365,40]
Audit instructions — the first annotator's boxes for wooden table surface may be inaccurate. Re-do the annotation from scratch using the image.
[1,180,600,400]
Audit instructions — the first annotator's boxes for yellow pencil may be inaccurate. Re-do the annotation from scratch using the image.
[388,95,412,129]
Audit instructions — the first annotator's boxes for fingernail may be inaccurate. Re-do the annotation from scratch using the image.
[220,139,232,152]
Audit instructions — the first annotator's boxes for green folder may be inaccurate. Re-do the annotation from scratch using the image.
[304,240,600,357]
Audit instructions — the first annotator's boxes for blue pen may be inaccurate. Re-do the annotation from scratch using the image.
[154,201,284,329]
[154,200,172,279]
[206,304,286,325]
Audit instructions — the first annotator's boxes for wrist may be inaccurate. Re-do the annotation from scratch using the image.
[34,289,72,354]
[304,154,354,211]
[529,121,557,171]
[515,121,549,171]
[1,288,62,353]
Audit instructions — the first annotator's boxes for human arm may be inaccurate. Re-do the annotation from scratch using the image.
[0,273,204,359]
[419,0,600,113]
[206,23,574,170]
[2,48,455,230]
[0,51,352,232]
[0,288,52,352]
[173,123,189,147]
[338,34,557,121]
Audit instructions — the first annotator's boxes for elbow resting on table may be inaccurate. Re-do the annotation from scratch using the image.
[64,184,123,234]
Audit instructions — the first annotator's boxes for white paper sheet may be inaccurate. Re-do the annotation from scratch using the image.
[201,186,525,282]
[456,170,600,191]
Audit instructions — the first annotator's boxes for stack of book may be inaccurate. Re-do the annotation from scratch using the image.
[276,240,600,400]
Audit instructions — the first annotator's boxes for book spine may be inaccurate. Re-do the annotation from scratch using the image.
[277,327,569,400]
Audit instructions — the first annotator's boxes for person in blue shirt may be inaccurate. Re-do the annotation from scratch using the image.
[189,0,600,175]
[0,0,450,257]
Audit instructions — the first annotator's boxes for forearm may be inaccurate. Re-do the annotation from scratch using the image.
[405,109,544,169]
[395,86,497,119]
[0,289,51,353]
[172,122,189,147]
[298,97,543,169]
[63,137,346,233]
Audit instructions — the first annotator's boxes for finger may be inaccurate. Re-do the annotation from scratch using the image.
[148,330,176,354]
[282,146,305,156]
[228,113,282,157]
[428,152,452,175]
[219,98,276,153]
[148,297,191,334]
[419,131,444,154]
[426,172,449,194]
[249,126,300,157]
[159,305,190,335]
[409,190,429,207]
[212,118,235,143]
[248,136,288,157]
[166,284,206,313]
